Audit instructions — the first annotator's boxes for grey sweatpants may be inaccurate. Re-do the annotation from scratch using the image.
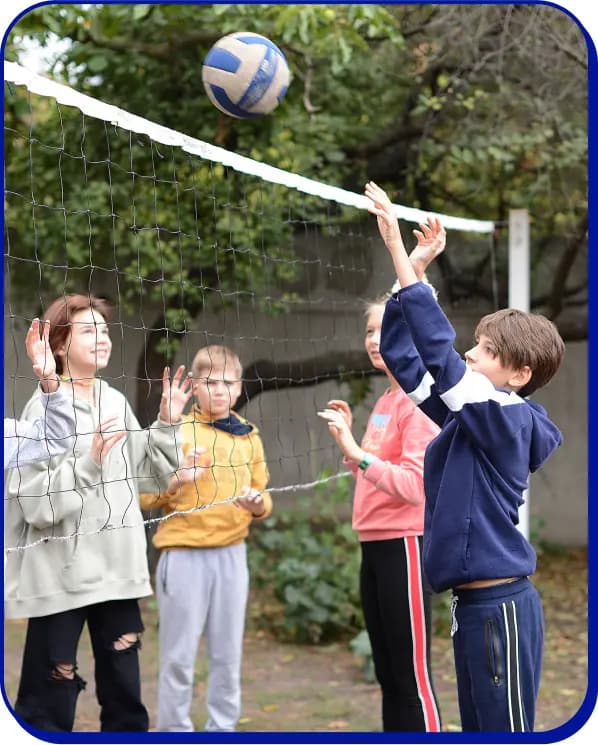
[155,544,249,731]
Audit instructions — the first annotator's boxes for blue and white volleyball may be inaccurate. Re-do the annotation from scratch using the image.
[202,32,290,119]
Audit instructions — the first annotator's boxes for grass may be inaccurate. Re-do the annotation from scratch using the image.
[3,547,588,734]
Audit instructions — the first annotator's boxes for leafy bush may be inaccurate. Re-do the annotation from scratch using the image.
[247,471,363,643]
[349,629,376,683]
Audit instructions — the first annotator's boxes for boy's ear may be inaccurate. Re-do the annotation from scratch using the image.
[229,380,243,407]
[508,365,532,390]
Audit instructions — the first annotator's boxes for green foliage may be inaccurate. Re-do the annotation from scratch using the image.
[247,471,362,644]
[431,590,454,637]
[4,3,588,337]
[340,373,374,409]
[349,629,376,683]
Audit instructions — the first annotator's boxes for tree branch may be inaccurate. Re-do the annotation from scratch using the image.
[546,213,588,321]
[81,29,221,61]
[236,351,381,407]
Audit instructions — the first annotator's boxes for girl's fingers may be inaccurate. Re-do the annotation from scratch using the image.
[318,413,340,429]
[95,416,125,435]
[327,399,349,410]
[97,416,120,431]
[25,321,38,352]
[105,431,126,445]
[27,319,39,339]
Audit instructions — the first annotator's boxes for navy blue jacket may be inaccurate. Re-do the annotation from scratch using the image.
[380,282,562,592]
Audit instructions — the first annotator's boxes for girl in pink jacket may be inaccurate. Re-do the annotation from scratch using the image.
[318,292,441,732]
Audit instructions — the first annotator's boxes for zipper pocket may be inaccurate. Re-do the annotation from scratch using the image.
[485,617,504,686]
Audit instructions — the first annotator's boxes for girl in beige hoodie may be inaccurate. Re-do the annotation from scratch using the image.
[5,293,190,732]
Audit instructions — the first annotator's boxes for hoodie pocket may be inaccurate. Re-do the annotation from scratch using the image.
[485,616,504,686]
[461,517,472,570]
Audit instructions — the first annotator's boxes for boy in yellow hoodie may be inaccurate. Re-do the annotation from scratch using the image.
[141,345,272,732]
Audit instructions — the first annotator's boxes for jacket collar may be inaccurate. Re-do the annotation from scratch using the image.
[191,405,253,435]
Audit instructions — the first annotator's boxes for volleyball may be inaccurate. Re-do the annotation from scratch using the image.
[202,32,290,119]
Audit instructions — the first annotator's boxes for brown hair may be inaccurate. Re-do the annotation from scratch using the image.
[42,294,112,375]
[475,308,565,396]
[191,345,243,380]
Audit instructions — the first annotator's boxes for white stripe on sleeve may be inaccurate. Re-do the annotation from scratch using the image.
[439,367,523,412]
[407,371,436,406]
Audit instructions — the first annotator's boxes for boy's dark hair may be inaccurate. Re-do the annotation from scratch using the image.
[475,308,565,397]
[42,293,112,375]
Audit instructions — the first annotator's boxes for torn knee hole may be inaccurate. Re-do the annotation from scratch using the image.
[50,662,76,680]
[112,632,141,652]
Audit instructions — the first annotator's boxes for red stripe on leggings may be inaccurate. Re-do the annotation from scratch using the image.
[405,535,441,732]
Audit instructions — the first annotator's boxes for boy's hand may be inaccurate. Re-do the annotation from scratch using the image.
[26,319,59,393]
[159,365,193,423]
[166,447,212,502]
[236,486,266,517]
[174,448,211,485]
[317,406,363,463]
[365,181,406,254]
[410,217,446,280]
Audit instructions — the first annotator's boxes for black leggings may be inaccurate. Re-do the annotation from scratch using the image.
[360,536,441,732]
[14,599,148,732]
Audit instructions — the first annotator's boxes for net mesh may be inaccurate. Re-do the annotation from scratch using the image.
[4,64,494,553]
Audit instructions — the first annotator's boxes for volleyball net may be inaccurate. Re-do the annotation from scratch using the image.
[4,62,494,552]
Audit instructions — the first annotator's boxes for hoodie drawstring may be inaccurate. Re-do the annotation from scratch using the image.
[450,594,459,637]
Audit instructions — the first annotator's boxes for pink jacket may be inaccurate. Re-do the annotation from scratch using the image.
[346,387,439,542]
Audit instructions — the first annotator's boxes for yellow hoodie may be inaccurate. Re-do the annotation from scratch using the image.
[140,407,272,550]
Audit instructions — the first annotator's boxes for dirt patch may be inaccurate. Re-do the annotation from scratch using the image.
[3,547,588,733]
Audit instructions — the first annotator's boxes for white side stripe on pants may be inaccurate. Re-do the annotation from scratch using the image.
[502,601,525,732]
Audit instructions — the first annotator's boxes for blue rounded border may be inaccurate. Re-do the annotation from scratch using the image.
[0,1,594,743]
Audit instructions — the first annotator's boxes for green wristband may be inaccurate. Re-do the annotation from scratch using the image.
[358,453,374,471]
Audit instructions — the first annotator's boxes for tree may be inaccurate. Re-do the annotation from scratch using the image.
[4,4,588,416]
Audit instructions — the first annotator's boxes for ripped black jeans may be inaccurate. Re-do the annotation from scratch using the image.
[14,599,149,732]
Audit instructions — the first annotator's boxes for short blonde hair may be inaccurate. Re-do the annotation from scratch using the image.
[363,291,392,320]
[191,345,243,380]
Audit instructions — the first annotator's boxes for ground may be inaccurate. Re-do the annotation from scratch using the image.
[3,547,589,734]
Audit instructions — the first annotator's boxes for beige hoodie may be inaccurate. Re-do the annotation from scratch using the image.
[4,379,183,619]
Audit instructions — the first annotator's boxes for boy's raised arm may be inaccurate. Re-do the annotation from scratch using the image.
[365,181,449,427]
[365,181,419,288]
[365,181,446,285]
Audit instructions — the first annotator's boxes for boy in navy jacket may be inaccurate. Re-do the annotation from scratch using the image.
[365,181,565,732]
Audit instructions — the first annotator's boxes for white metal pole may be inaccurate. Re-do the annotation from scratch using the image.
[508,209,530,539]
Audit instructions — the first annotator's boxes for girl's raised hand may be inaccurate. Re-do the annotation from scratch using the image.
[26,319,58,393]
[326,399,353,431]
[317,406,361,461]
